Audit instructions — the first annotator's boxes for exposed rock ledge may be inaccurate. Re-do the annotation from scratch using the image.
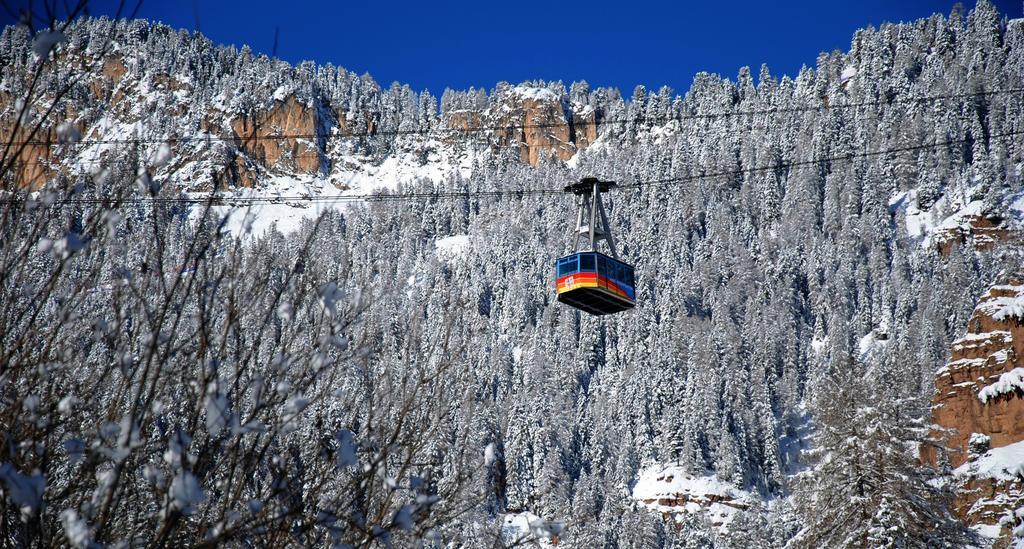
[632,464,754,531]
[923,280,1024,542]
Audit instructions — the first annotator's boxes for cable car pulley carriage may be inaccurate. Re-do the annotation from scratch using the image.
[554,177,636,316]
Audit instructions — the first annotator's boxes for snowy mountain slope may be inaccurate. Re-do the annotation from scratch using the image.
[3,2,1024,546]
[5,14,1019,240]
[889,166,1024,254]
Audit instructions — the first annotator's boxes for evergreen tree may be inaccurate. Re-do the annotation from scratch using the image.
[792,358,974,548]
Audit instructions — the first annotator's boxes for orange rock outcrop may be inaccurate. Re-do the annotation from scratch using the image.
[489,88,577,166]
[937,214,1013,255]
[230,95,323,177]
[570,106,599,151]
[438,88,599,166]
[3,50,601,189]
[924,281,1024,540]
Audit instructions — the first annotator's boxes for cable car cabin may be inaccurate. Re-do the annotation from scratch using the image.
[555,252,635,316]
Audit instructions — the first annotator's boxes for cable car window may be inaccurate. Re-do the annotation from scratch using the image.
[558,257,577,277]
[579,254,595,271]
[598,256,608,276]
[625,268,635,288]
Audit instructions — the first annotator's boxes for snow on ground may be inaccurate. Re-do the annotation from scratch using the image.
[810,335,827,354]
[904,201,937,239]
[979,285,1024,322]
[188,176,349,237]
[942,357,989,375]
[953,331,1013,353]
[187,140,477,238]
[632,464,754,531]
[565,134,607,169]
[932,198,985,235]
[57,101,477,239]
[889,190,939,242]
[632,465,749,506]
[955,439,1024,482]
[648,119,682,145]
[974,522,1004,539]
[333,141,471,193]
[1011,192,1024,216]
[511,86,559,101]
[858,333,874,356]
[74,115,147,172]
[271,85,291,102]
[938,329,1016,376]
[978,368,1024,403]
[858,331,888,360]
[435,234,471,261]
[888,188,1007,250]
[501,512,562,546]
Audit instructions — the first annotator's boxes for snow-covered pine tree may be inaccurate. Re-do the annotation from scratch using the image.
[791,356,974,548]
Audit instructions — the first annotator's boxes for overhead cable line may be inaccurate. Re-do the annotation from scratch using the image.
[5,86,1024,149]
[8,86,1024,170]
[3,127,1020,207]
[619,127,1024,189]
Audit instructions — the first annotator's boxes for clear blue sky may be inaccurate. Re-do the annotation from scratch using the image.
[5,1,1023,96]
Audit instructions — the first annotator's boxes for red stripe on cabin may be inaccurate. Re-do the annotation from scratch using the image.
[557,272,597,285]
[557,272,598,293]
[557,272,633,303]
[600,277,631,299]
[603,280,628,299]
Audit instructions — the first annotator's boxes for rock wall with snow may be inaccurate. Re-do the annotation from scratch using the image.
[632,465,757,532]
[924,280,1024,539]
[0,19,606,194]
[935,209,1016,255]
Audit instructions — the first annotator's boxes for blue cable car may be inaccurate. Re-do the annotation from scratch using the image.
[555,177,636,316]
[556,251,635,315]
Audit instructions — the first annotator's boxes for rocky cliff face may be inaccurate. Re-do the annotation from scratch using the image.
[1,39,602,191]
[488,87,577,165]
[440,86,595,166]
[228,95,324,181]
[631,465,756,532]
[4,125,55,190]
[924,281,1024,540]
[936,213,1014,255]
